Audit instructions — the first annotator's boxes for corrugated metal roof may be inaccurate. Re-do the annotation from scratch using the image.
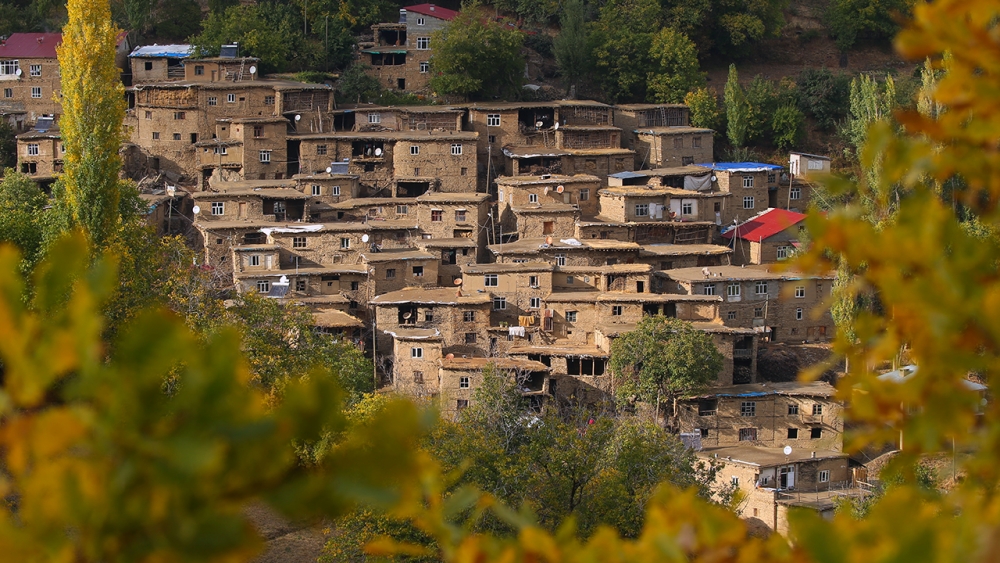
[0,33,62,59]
[697,162,784,172]
[722,208,806,241]
[403,3,459,21]
[129,44,195,58]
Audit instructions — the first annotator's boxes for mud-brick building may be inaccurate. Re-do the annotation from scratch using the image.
[128,44,195,83]
[634,127,714,168]
[0,34,63,125]
[613,104,690,163]
[15,119,61,181]
[665,265,836,343]
[507,342,613,404]
[414,236,478,285]
[697,162,786,224]
[414,192,491,245]
[489,238,641,267]
[697,445,851,534]
[437,357,552,418]
[679,381,843,451]
[293,130,478,194]
[639,243,732,273]
[573,218,716,247]
[789,152,830,182]
[191,182,308,223]
[722,208,807,266]
[360,3,458,93]
[496,174,601,227]
[361,248,440,296]
[371,286,493,364]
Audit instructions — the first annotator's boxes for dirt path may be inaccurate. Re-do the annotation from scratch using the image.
[245,503,328,563]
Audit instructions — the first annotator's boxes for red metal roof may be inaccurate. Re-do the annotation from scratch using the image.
[404,3,459,21]
[722,208,806,241]
[0,33,62,59]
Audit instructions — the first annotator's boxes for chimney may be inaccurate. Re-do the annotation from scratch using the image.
[430,4,436,10]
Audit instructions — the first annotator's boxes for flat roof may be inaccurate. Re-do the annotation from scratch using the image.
[416,192,490,204]
[130,44,195,58]
[511,204,580,214]
[371,286,492,305]
[635,126,715,135]
[640,243,732,256]
[495,174,600,186]
[415,237,478,249]
[462,262,554,274]
[697,446,847,467]
[502,146,571,158]
[508,343,609,358]
[666,265,834,283]
[645,165,715,177]
[234,265,369,278]
[559,263,651,274]
[685,380,837,399]
[489,237,641,254]
[544,292,720,304]
[312,308,364,328]
[292,130,477,141]
[440,357,549,372]
[193,187,307,200]
[697,162,784,172]
[614,103,687,111]
[383,327,442,341]
[198,179,297,191]
[361,250,436,262]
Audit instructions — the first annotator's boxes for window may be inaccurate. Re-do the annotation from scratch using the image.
[213,146,228,155]
[634,203,649,217]
[611,305,623,316]
[252,125,264,138]
[413,371,424,384]
[819,470,830,483]
[256,280,270,293]
[727,311,737,320]
[795,286,805,298]
[316,144,327,155]
[3,88,11,98]
[416,37,430,49]
[790,186,801,200]
[811,427,822,439]
[727,283,741,297]
[493,297,506,310]
[193,65,204,76]
[412,266,424,277]
[692,136,701,148]
[0,60,20,75]
[311,185,321,196]
[529,297,541,309]
[484,274,498,287]
[417,16,425,25]
[742,175,754,188]
[31,87,42,98]
[743,196,755,209]
[703,283,716,295]
[739,428,758,441]
[29,64,41,77]
[264,95,275,105]
[385,269,396,279]
[464,332,477,344]
[211,202,224,215]
[740,401,756,416]
[350,281,359,290]
[777,246,791,260]
[788,428,799,439]
[788,403,799,415]
[295,279,306,291]
[227,93,236,103]
[701,428,709,438]
[172,133,181,141]
[455,210,466,222]
[332,185,341,196]
[259,150,271,163]
[796,307,803,320]
[457,399,469,410]
[459,376,470,388]
[488,135,496,144]
[368,113,380,124]
[419,61,429,73]
[579,189,590,201]
[528,275,539,288]
[673,137,683,149]
[528,193,538,204]
[566,311,577,323]
[396,204,408,214]
[249,255,261,267]
[411,347,423,358]
[431,210,443,222]
[555,254,566,266]
[340,237,350,249]
[408,144,420,156]
[565,276,574,284]
[208,96,217,106]
[755,281,768,295]
[293,237,306,249]
[487,114,501,127]
[463,311,476,322]
[768,172,777,183]
[451,144,463,155]
[731,476,740,486]
[174,111,186,120]
[682,201,693,215]
[812,404,823,415]
[26,144,39,156]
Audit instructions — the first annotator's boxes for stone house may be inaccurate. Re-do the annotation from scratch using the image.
[489,237,642,266]
[128,44,194,83]
[722,208,807,266]
[509,204,580,239]
[700,163,785,223]
[634,127,714,168]
[574,218,715,246]
[361,248,440,296]
[414,192,490,246]
[15,120,61,180]
[789,152,830,181]
[414,236,478,285]
[613,103,690,164]
[360,3,458,93]
[191,181,308,223]
[437,357,552,418]
[665,265,836,343]
[697,445,851,534]
[372,286,493,362]
[639,243,732,273]
[0,33,63,125]
[460,262,556,330]
[496,174,600,228]
[181,55,262,83]
[507,342,613,404]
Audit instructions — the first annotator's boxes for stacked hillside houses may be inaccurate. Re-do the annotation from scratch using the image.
[10,7,844,532]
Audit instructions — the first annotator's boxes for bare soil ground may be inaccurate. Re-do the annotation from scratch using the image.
[245,503,328,563]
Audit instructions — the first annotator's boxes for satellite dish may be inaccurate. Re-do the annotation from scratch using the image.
[545,236,553,245]
[535,121,543,128]
[14,69,21,77]
[361,234,370,243]
[192,205,201,214]
[711,175,717,182]
[543,187,550,194]
[249,65,257,74]
[454,278,463,285]
[325,167,332,173]
[374,147,383,156]
[294,114,301,121]
[553,122,559,130]
[403,312,412,319]
[556,185,565,193]
[445,353,455,359]
[783,445,793,456]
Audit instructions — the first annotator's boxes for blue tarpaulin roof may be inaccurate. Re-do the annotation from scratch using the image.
[609,171,648,179]
[697,162,784,172]
[129,44,195,59]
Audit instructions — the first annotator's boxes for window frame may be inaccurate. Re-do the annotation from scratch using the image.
[211,202,224,215]
[486,113,501,127]
[742,175,754,188]
[411,347,423,358]
[634,203,649,217]
[29,64,41,77]
[451,143,463,155]
[259,150,271,163]
[30,86,42,99]
[493,297,506,310]
[740,401,756,417]
[416,37,430,50]
[743,196,755,209]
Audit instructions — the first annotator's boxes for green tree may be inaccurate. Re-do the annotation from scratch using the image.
[646,27,704,104]
[0,169,48,271]
[553,0,590,91]
[665,0,787,58]
[589,0,661,102]
[685,87,722,131]
[0,120,16,169]
[797,68,851,131]
[56,0,126,248]
[150,0,202,41]
[191,3,319,73]
[609,316,722,425]
[770,104,805,150]
[337,63,383,104]
[723,64,750,148]
[429,7,525,101]
[827,0,915,50]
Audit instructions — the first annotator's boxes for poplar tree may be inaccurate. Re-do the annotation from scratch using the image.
[723,64,750,148]
[57,0,127,248]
